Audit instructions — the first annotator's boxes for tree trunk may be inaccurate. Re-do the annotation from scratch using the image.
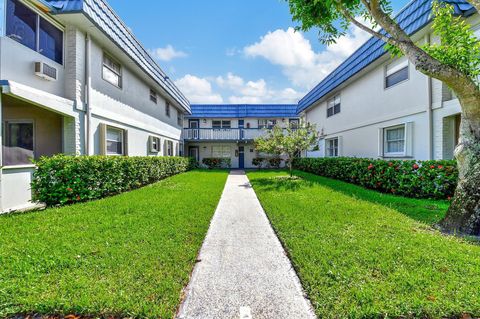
[440,115,480,236]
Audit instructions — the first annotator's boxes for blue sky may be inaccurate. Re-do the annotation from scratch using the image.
[108,0,408,104]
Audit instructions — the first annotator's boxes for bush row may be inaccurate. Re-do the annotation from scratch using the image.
[252,157,283,169]
[202,158,232,169]
[293,157,458,199]
[32,155,196,206]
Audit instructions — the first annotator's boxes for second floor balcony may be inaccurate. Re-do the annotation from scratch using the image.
[183,128,271,141]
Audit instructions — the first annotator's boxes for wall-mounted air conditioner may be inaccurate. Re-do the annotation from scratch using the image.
[34,62,57,81]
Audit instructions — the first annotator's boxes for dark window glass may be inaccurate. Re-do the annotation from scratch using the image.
[3,122,34,166]
[39,17,63,64]
[386,66,408,88]
[333,104,341,114]
[327,107,334,117]
[166,103,171,117]
[6,0,37,51]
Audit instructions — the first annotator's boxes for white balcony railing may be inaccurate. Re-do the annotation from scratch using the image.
[183,128,272,141]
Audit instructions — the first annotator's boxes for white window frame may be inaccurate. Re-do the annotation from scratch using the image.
[212,120,231,129]
[149,136,161,153]
[258,119,277,129]
[166,140,174,156]
[383,124,406,157]
[325,137,339,157]
[212,145,231,158]
[6,0,65,65]
[106,126,124,156]
[385,58,409,89]
[102,53,122,88]
[327,94,341,118]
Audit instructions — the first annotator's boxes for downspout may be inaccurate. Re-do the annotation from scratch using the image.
[85,33,92,155]
[426,34,434,160]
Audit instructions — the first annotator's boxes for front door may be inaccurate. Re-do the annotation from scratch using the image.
[238,146,245,169]
[188,146,199,162]
[189,119,200,139]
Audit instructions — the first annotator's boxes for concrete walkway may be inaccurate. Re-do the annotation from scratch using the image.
[177,171,316,319]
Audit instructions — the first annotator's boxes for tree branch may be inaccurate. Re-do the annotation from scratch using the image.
[336,3,397,45]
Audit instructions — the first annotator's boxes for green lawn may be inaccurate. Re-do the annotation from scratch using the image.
[0,170,228,319]
[248,170,480,319]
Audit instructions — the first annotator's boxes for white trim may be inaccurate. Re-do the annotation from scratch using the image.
[105,125,124,156]
[2,80,76,116]
[383,124,407,157]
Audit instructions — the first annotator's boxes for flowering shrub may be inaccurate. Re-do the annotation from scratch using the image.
[252,157,283,168]
[32,155,196,206]
[293,157,458,199]
[202,158,231,169]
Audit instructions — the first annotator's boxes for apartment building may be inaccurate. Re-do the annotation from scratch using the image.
[0,0,190,211]
[298,0,479,161]
[183,104,299,169]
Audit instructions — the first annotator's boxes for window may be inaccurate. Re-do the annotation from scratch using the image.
[177,114,183,126]
[3,121,34,166]
[150,89,157,104]
[166,140,173,156]
[166,103,171,117]
[179,143,184,156]
[106,126,124,155]
[384,125,405,155]
[385,59,409,88]
[258,119,277,129]
[212,146,231,158]
[326,138,339,157]
[327,94,341,117]
[212,120,231,129]
[6,0,63,64]
[149,136,160,153]
[289,119,300,129]
[103,54,122,88]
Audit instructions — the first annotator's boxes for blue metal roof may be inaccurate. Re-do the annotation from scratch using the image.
[187,104,299,118]
[44,0,191,113]
[297,0,475,114]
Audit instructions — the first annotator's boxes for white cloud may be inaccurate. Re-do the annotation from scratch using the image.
[149,45,187,62]
[217,73,304,104]
[175,74,223,103]
[244,25,371,89]
[176,72,303,104]
[216,72,245,89]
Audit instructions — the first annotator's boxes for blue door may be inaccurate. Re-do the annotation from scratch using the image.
[238,146,245,169]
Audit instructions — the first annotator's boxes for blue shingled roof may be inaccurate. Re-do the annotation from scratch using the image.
[187,104,299,118]
[297,0,475,114]
[43,0,191,113]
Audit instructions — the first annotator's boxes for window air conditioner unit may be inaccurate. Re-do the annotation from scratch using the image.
[34,62,57,81]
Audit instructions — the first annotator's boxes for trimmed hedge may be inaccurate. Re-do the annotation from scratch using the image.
[202,158,231,169]
[32,155,195,206]
[293,157,458,199]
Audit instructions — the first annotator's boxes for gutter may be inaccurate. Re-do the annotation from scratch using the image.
[426,33,434,160]
[85,33,92,155]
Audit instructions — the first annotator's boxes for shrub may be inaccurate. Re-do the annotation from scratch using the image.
[252,157,267,168]
[32,155,195,206]
[267,157,283,169]
[202,158,231,169]
[293,157,458,199]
